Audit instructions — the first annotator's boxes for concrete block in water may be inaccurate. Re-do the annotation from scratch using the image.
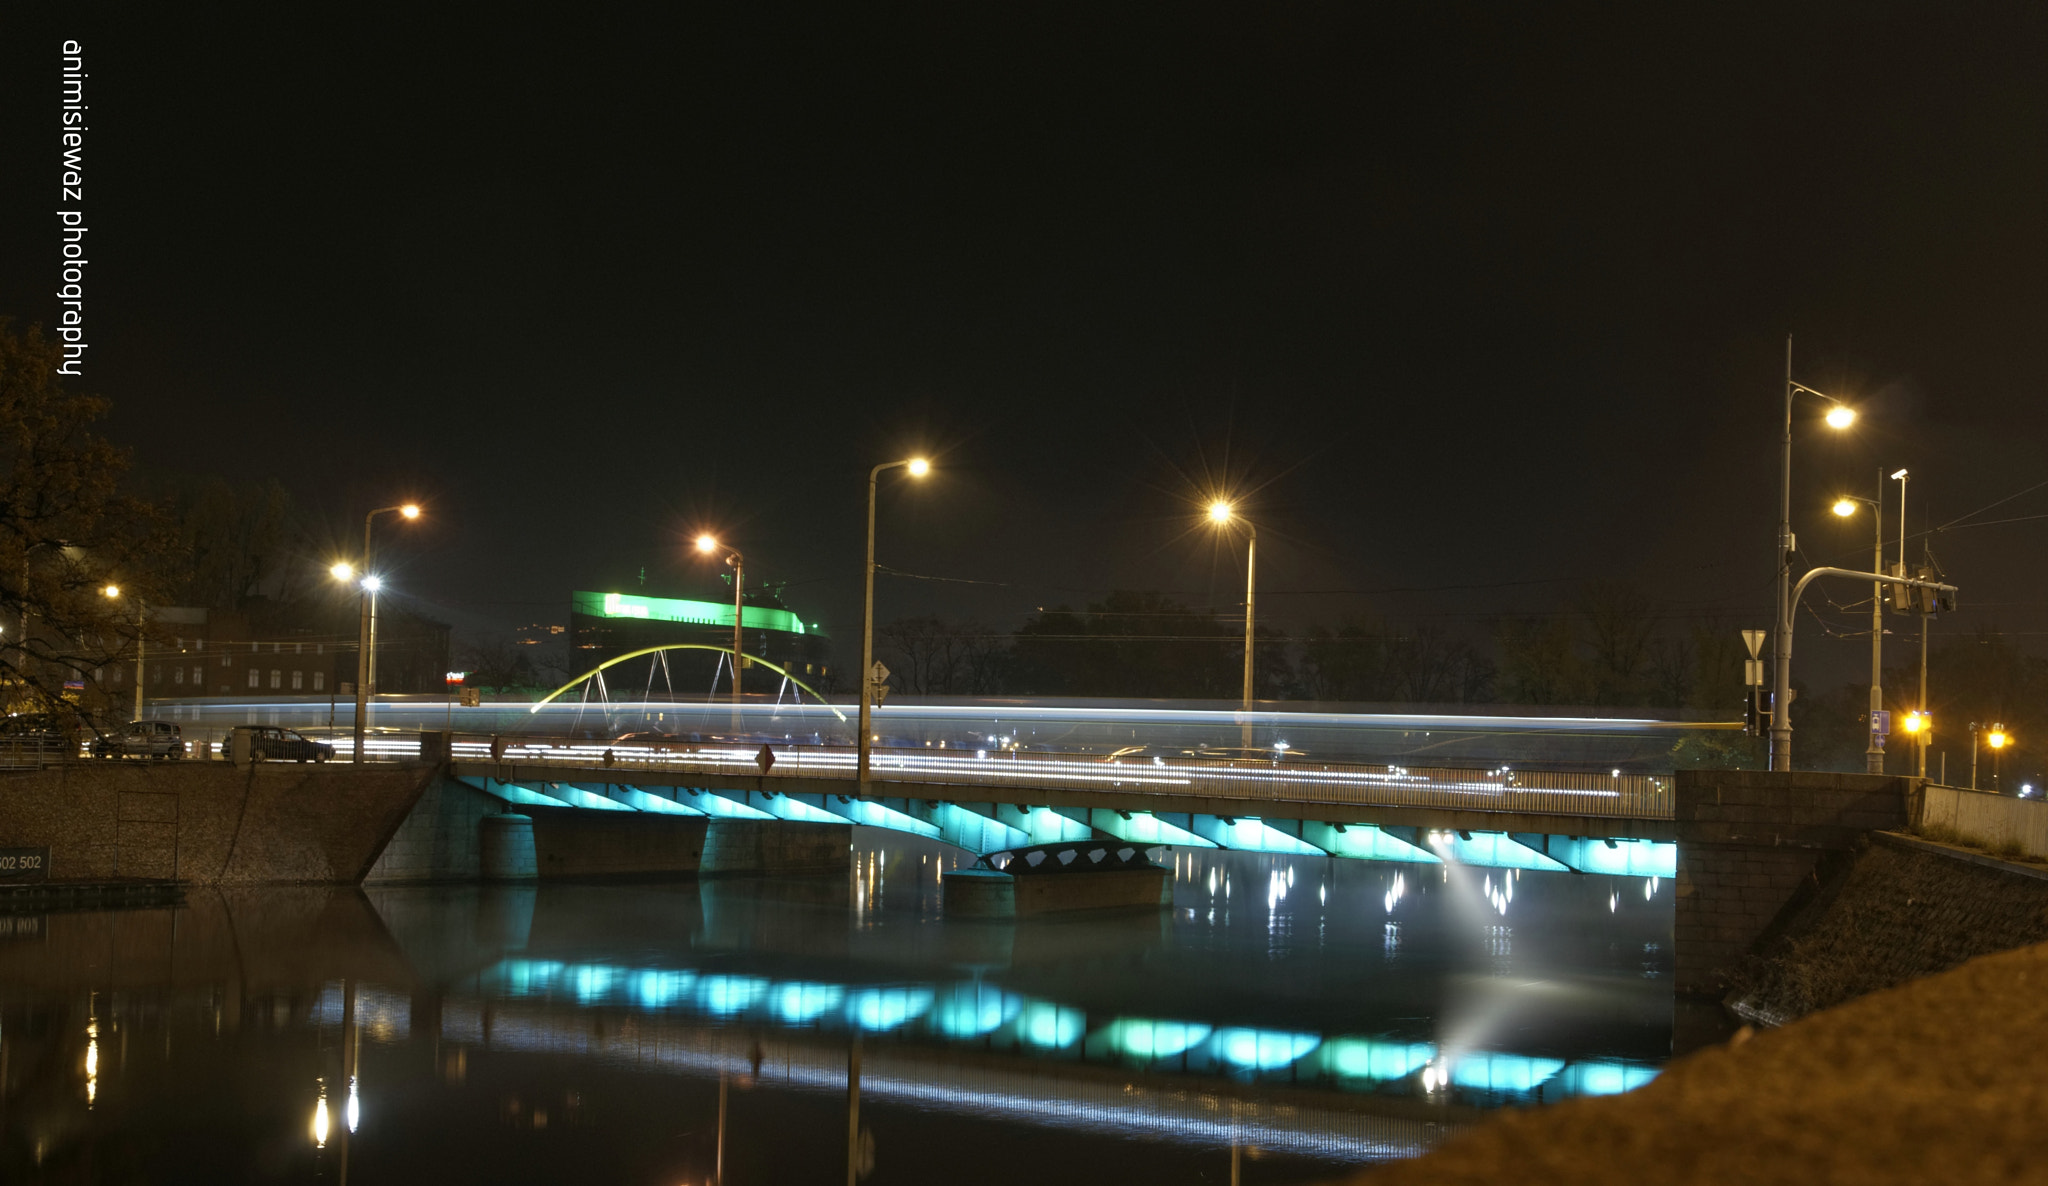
[942,868,1017,917]
[943,865,1171,918]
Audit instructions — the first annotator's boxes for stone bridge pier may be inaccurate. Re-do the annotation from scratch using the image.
[1672,770,1912,995]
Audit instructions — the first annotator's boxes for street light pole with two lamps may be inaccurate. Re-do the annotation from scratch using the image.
[346,504,420,763]
[858,458,929,794]
[1772,345,1859,771]
[1831,476,1891,774]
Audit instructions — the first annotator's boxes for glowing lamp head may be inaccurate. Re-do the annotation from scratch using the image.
[906,457,931,478]
[101,584,120,599]
[694,534,718,554]
[1825,405,1856,429]
[1207,500,1234,524]
[1832,498,1857,517]
[399,504,421,520]
[1989,727,2009,750]
[329,562,354,581]
[1903,711,1929,735]
[361,575,383,593]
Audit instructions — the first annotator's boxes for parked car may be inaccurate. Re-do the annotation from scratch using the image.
[0,712,80,764]
[228,725,334,763]
[90,720,186,759]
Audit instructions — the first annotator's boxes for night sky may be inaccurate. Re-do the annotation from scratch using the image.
[5,6,2047,686]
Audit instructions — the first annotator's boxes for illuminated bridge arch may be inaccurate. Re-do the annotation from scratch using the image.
[530,643,846,722]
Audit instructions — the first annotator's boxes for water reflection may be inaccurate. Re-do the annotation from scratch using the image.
[0,835,1674,1183]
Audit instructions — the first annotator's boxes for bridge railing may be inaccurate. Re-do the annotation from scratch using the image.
[449,734,1672,821]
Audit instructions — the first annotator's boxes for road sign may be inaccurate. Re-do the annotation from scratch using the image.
[1872,709,1891,737]
[1744,659,1764,686]
[869,661,890,685]
[1741,629,1766,659]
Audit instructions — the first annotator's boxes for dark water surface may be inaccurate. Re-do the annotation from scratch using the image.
[1,830,1674,1184]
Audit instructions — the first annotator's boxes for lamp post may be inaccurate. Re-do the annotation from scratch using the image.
[101,584,145,722]
[1988,724,2011,793]
[1206,501,1257,752]
[858,458,929,794]
[1890,468,1933,778]
[695,535,746,705]
[1772,348,1859,771]
[351,504,420,763]
[1830,489,1888,773]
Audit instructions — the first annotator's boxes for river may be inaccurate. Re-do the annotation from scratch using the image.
[0,831,1673,1183]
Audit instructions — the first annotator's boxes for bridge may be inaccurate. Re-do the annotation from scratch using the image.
[445,733,1679,876]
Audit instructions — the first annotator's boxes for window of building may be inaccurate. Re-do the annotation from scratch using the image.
[316,643,323,655]
[312,672,325,691]
[174,637,182,650]
[221,654,231,667]
[273,643,281,654]
[174,668,185,686]
[269,669,282,689]
[291,670,303,690]
[154,667,164,684]
[294,642,303,655]
[251,642,259,653]
[192,666,203,686]
[247,669,260,688]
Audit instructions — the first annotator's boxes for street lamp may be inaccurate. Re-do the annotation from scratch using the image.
[1832,483,1889,774]
[1989,724,2011,793]
[101,584,144,722]
[858,458,930,794]
[1206,500,1257,750]
[694,534,745,705]
[352,504,422,763]
[1771,355,1859,771]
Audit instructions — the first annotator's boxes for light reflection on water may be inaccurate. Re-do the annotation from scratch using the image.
[0,829,1672,1184]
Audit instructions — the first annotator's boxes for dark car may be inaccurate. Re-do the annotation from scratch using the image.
[229,725,334,763]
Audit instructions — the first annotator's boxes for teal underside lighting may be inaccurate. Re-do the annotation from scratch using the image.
[607,785,704,815]
[458,778,1675,874]
[1187,815,1326,856]
[675,787,776,820]
[1527,835,1678,877]
[1299,822,1440,863]
[1088,809,1216,849]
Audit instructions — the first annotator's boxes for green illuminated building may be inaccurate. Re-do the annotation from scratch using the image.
[569,589,834,691]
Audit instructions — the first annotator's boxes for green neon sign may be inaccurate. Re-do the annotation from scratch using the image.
[573,591,806,635]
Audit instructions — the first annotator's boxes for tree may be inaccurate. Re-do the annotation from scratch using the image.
[1012,591,1244,698]
[0,319,166,717]
[163,477,304,609]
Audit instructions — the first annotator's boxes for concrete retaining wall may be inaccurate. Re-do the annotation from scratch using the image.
[1673,769,1911,995]
[526,805,709,878]
[364,776,505,883]
[1915,783,2048,860]
[1727,832,2048,1024]
[0,761,436,885]
[700,819,851,876]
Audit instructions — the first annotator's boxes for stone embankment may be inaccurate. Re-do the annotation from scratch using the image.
[0,760,436,885]
[1728,831,2048,1025]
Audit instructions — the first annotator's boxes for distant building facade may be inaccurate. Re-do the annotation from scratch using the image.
[141,599,451,699]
